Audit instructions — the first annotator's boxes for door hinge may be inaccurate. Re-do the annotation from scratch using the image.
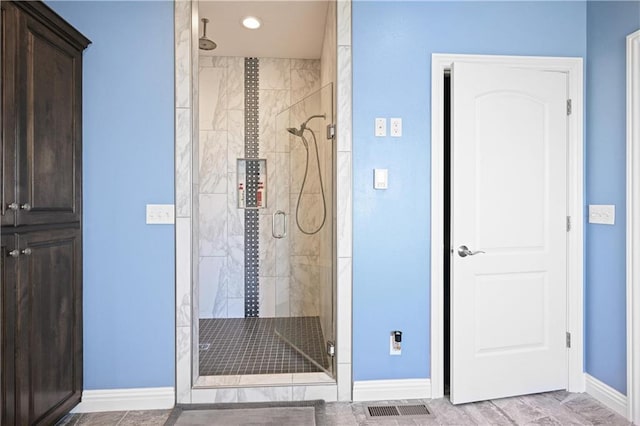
[326,123,336,140]
[567,99,572,116]
[566,216,571,232]
[566,332,571,348]
[327,341,335,357]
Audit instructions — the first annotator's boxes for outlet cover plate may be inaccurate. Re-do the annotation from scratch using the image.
[390,118,402,137]
[588,204,615,225]
[390,335,401,356]
[146,204,175,224]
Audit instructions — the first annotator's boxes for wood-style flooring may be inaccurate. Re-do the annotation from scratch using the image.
[56,391,630,425]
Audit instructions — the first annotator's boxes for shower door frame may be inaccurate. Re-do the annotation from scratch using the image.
[172,0,354,403]
[275,84,337,379]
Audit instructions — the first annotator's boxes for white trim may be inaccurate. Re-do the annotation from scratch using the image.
[585,374,628,418]
[430,53,584,399]
[71,387,175,413]
[627,28,640,425]
[352,379,431,402]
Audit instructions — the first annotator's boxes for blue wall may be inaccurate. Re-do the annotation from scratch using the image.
[41,0,637,394]
[585,1,640,395]
[352,1,587,381]
[46,1,175,389]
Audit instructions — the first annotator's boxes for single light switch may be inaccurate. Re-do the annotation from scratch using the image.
[374,169,388,189]
[146,204,175,224]
[375,118,387,137]
[588,204,615,225]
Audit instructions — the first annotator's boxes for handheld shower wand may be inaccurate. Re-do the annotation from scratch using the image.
[286,114,326,137]
[287,114,327,235]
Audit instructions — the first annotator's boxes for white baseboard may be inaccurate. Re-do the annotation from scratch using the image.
[71,387,175,413]
[352,379,431,402]
[584,374,627,418]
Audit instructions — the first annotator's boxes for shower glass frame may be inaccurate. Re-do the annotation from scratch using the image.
[274,83,336,378]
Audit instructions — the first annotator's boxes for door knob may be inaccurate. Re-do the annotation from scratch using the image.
[7,202,18,211]
[457,245,485,257]
[22,248,32,256]
[8,249,20,258]
[20,203,31,211]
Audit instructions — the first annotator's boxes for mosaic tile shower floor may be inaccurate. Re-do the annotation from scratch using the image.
[199,317,329,376]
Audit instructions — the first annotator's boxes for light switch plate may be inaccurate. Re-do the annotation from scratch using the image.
[588,204,615,225]
[375,118,387,137]
[374,169,388,189]
[146,204,175,224]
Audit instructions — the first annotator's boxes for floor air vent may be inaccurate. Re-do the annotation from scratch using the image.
[367,405,400,417]
[366,404,430,418]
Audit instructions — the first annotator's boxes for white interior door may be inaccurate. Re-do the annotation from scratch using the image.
[450,62,568,404]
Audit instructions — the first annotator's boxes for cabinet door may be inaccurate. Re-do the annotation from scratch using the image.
[1,233,19,425]
[1,2,18,227]
[15,11,83,226]
[15,227,82,425]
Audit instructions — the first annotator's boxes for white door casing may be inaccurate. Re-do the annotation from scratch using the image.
[627,29,640,424]
[450,62,568,404]
[430,54,584,401]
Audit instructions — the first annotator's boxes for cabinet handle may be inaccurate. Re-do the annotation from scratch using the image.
[8,249,20,258]
[7,203,19,211]
[20,203,31,211]
[22,248,32,256]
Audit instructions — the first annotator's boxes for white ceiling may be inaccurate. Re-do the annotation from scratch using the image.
[198,1,330,59]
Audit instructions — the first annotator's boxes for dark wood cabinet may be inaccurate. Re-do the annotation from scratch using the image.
[2,1,85,228]
[1,1,89,424]
[3,228,82,425]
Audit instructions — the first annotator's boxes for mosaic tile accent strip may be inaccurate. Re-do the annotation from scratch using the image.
[199,317,329,376]
[244,57,260,317]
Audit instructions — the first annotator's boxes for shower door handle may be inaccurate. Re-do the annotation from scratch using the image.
[272,210,287,239]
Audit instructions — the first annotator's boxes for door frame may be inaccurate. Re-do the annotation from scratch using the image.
[430,54,584,399]
[626,29,640,424]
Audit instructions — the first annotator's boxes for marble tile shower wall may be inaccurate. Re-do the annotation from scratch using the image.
[198,56,328,320]
[199,56,245,318]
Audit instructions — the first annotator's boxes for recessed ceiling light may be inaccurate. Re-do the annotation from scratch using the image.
[242,16,261,30]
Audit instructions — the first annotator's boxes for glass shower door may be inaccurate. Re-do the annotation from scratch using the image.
[273,84,335,377]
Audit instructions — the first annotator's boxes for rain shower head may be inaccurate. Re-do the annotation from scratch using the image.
[199,18,217,51]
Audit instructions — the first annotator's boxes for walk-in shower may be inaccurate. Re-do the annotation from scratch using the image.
[196,53,335,381]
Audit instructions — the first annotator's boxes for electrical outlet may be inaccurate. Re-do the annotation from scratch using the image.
[390,333,402,356]
[146,204,175,224]
[375,118,387,137]
[588,204,615,225]
[390,118,402,137]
